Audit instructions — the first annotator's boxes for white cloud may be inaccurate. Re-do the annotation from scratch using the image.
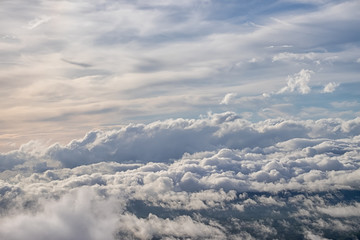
[322,82,339,93]
[278,69,313,94]
[248,57,258,63]
[26,16,52,30]
[272,52,317,62]
[304,231,330,240]
[116,214,225,239]
[0,187,120,240]
[220,93,237,105]
[317,203,360,218]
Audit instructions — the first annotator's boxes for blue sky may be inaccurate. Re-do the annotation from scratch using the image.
[0,0,359,150]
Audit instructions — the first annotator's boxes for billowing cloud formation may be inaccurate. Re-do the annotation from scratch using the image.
[3,111,360,170]
[1,112,360,239]
[278,69,313,94]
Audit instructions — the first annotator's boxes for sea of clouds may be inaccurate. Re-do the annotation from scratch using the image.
[1,112,360,239]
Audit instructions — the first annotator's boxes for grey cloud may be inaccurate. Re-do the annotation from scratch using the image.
[42,112,360,169]
[62,59,92,68]
[0,152,26,172]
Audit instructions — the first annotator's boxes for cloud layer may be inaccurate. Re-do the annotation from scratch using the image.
[1,112,360,239]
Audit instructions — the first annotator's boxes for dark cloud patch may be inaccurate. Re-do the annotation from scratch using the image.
[62,59,92,68]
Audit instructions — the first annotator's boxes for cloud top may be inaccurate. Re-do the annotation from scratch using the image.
[220,93,237,105]
[1,112,360,239]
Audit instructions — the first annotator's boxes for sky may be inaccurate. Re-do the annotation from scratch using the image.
[1,0,360,239]
[1,0,360,151]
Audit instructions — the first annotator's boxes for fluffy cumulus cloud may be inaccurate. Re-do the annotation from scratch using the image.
[1,112,360,239]
[278,69,313,95]
[220,93,237,105]
[322,82,339,93]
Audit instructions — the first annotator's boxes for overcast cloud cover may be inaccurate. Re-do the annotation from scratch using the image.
[1,0,360,239]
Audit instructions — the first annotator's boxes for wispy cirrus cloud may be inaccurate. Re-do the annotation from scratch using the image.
[26,16,52,30]
[1,0,360,151]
